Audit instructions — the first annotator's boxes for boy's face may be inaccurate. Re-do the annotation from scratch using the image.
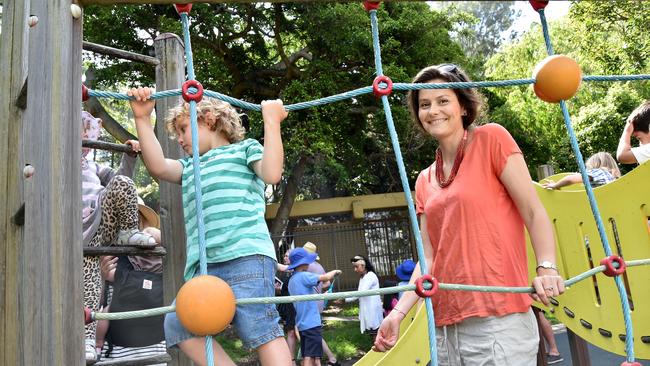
[174,117,214,155]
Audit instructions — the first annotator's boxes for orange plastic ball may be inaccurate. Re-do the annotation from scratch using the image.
[176,275,236,336]
[532,55,582,103]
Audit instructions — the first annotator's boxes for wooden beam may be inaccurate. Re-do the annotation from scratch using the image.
[0,0,29,363]
[83,41,160,66]
[83,246,167,257]
[83,139,138,154]
[153,32,191,366]
[265,191,414,220]
[20,0,84,363]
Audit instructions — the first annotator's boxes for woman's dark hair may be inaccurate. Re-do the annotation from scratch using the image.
[629,100,650,134]
[407,64,483,134]
[351,254,376,273]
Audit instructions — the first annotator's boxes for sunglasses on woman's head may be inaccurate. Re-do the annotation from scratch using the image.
[438,63,466,82]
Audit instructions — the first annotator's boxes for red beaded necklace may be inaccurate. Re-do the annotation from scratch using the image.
[434,129,468,188]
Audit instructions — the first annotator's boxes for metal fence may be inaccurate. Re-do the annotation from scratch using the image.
[272,209,418,291]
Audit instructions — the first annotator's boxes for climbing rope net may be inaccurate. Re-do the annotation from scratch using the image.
[86,2,650,365]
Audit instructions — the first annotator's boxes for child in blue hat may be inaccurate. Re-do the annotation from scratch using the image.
[395,259,415,299]
[288,248,341,366]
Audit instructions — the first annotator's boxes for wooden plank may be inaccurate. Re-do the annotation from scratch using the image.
[265,191,414,219]
[20,0,84,364]
[83,41,160,66]
[153,32,191,366]
[83,246,167,257]
[0,0,29,364]
[94,353,172,365]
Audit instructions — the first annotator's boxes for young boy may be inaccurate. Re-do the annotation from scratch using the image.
[287,248,341,366]
[128,87,292,366]
[617,100,650,165]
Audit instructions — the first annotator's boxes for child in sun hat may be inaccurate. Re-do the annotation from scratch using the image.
[288,248,341,366]
[395,259,416,300]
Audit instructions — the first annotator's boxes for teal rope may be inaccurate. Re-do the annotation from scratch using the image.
[369,8,439,362]
[538,8,636,362]
[92,258,650,321]
[87,75,648,112]
[180,10,216,366]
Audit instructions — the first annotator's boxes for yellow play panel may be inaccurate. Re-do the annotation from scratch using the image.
[355,162,650,364]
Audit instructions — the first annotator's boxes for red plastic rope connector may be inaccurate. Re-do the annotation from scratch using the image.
[372,75,393,97]
[414,274,439,298]
[363,1,380,12]
[82,84,89,102]
[181,79,204,103]
[174,3,193,15]
[84,307,93,325]
[600,255,626,277]
[620,362,642,366]
[529,0,549,11]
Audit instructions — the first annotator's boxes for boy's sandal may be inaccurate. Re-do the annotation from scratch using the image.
[328,362,341,366]
[116,228,157,248]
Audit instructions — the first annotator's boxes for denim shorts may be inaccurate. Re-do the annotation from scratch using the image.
[165,254,284,350]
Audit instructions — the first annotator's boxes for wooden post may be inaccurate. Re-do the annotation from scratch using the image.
[1,0,84,364]
[0,0,29,364]
[537,164,555,181]
[154,32,190,366]
[567,330,592,366]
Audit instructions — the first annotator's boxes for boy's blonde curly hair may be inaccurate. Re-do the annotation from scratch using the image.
[165,97,246,143]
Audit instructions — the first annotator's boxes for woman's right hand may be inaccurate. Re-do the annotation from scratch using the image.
[372,311,402,352]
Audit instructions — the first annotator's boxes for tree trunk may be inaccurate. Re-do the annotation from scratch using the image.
[270,154,309,247]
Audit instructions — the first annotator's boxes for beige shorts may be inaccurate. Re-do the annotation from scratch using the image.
[436,309,539,366]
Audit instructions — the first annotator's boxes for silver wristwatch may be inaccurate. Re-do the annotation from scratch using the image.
[536,261,558,271]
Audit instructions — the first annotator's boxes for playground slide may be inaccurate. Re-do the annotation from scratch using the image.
[355,304,431,365]
[356,162,650,364]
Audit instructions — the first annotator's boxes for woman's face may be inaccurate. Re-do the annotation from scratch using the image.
[417,79,466,140]
[353,262,366,275]
[283,252,291,265]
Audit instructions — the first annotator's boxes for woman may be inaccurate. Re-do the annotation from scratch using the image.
[373,64,565,364]
[346,255,384,335]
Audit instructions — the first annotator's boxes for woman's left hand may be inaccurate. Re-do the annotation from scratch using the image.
[531,269,565,305]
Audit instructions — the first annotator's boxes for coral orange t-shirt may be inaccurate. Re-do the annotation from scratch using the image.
[415,123,532,326]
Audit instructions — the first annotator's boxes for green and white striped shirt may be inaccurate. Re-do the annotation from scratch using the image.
[179,138,276,281]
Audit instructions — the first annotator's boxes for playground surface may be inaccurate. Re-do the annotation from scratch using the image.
[551,327,650,366]
[337,325,650,366]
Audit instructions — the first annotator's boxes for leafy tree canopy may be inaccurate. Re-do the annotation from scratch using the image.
[83,2,469,200]
[485,0,650,177]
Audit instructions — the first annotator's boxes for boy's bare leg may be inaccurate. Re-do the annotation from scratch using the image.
[178,337,236,366]
[257,336,293,366]
[322,339,337,364]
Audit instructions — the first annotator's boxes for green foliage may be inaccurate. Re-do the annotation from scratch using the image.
[485,1,650,176]
[82,3,468,200]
